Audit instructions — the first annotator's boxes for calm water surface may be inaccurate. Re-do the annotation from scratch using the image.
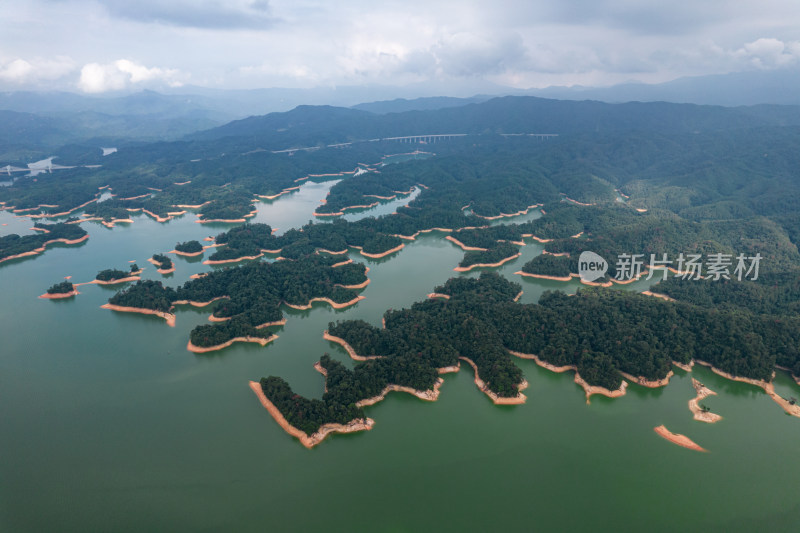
[1,181,799,532]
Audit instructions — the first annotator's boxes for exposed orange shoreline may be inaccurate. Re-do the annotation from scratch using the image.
[249,381,375,449]
[356,379,445,407]
[25,198,98,219]
[172,296,230,308]
[689,378,722,423]
[458,356,528,404]
[323,331,382,360]
[516,270,576,282]
[454,253,521,272]
[654,425,706,452]
[427,292,450,299]
[203,253,263,265]
[508,350,627,403]
[100,303,176,327]
[619,370,675,388]
[641,290,675,301]
[284,295,365,311]
[187,335,277,353]
[0,234,89,264]
[359,243,405,258]
[147,257,175,274]
[335,278,371,289]
[472,204,542,220]
[39,290,79,299]
[445,235,487,251]
[195,207,257,224]
[694,360,800,418]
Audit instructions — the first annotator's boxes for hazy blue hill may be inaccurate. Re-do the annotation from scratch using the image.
[185,95,795,149]
[352,96,490,114]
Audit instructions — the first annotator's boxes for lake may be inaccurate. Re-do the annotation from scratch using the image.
[1,179,799,532]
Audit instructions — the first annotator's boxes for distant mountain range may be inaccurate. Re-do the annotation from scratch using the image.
[1,67,799,161]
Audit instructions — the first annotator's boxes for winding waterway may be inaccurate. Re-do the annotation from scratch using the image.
[1,179,799,532]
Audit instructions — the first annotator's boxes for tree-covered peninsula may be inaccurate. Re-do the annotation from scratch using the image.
[0,223,88,264]
[255,271,800,445]
[107,254,369,349]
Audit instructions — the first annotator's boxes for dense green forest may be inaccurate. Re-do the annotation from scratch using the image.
[46,281,74,294]
[175,240,203,253]
[259,272,800,435]
[0,223,87,263]
[151,254,173,270]
[108,255,368,347]
[95,266,138,282]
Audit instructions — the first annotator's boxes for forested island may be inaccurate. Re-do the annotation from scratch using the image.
[40,280,78,299]
[149,254,175,274]
[106,254,369,351]
[0,223,88,264]
[255,271,800,447]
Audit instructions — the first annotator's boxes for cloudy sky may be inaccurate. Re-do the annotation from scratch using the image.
[1,0,799,94]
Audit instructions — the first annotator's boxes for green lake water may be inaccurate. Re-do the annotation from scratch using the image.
[2,182,800,532]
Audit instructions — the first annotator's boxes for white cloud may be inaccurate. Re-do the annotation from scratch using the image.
[0,56,76,85]
[734,38,800,69]
[78,60,183,93]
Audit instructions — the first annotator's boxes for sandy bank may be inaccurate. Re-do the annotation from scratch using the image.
[331,259,353,268]
[427,292,451,300]
[356,378,445,407]
[323,331,381,361]
[92,275,141,285]
[445,235,487,251]
[562,196,596,207]
[256,319,287,329]
[654,425,706,452]
[100,303,176,327]
[317,248,348,255]
[689,378,722,423]
[357,243,405,259]
[574,373,627,404]
[0,234,89,264]
[508,350,576,373]
[641,290,676,302]
[515,271,576,282]
[620,370,674,388]
[100,218,134,228]
[142,208,186,222]
[189,273,208,280]
[458,356,527,405]
[513,290,523,302]
[527,235,552,243]
[635,208,648,213]
[203,253,263,265]
[187,335,277,353]
[172,296,229,308]
[454,253,521,272]
[284,295,365,311]
[248,381,374,449]
[695,360,800,418]
[173,180,192,186]
[335,278,370,289]
[27,198,98,219]
[39,290,79,299]
[473,204,541,220]
[392,227,454,241]
[673,360,694,372]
